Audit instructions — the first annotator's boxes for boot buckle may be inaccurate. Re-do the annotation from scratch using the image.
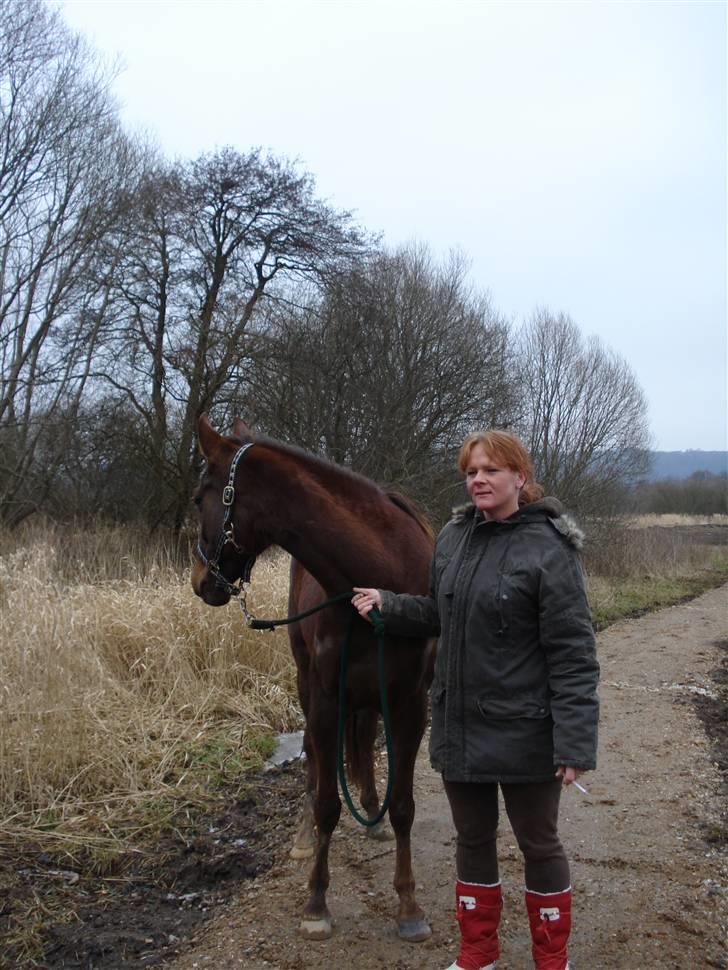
[539,906,561,922]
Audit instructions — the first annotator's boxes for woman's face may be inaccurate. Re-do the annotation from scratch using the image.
[464,444,525,521]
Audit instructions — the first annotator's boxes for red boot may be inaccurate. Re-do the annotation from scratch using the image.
[444,880,502,970]
[525,888,572,970]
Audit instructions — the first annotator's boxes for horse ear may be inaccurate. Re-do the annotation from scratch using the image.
[232,417,253,441]
[198,413,223,460]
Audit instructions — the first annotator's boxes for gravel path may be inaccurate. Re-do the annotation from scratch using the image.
[164,584,728,970]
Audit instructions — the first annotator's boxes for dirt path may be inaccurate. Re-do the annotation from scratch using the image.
[164,585,728,970]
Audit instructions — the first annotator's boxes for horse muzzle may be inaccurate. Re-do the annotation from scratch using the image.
[191,551,256,606]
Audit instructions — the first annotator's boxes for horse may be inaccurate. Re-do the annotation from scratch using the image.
[191,415,436,943]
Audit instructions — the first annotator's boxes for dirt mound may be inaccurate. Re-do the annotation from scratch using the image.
[1,768,305,969]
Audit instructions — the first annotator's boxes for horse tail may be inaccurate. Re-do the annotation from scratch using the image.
[344,708,378,790]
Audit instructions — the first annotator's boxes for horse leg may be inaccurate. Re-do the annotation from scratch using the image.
[299,689,341,940]
[387,691,431,942]
[352,710,393,842]
[289,624,317,860]
[290,726,316,859]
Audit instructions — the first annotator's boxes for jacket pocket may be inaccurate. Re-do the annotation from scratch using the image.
[476,695,551,720]
[431,684,446,709]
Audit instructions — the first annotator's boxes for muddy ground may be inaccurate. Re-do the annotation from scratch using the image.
[3,584,727,970]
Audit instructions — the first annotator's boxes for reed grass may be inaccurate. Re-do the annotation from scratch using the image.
[0,523,297,858]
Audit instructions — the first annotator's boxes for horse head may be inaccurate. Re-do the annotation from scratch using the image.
[191,414,268,606]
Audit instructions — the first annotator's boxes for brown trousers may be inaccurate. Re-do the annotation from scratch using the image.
[443,778,570,893]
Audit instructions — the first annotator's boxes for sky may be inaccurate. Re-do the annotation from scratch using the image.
[58,0,727,452]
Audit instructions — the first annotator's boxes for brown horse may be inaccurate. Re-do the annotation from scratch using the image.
[191,415,435,942]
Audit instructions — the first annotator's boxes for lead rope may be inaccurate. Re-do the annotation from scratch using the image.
[246,591,393,827]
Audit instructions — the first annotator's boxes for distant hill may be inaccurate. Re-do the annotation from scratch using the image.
[646,451,727,481]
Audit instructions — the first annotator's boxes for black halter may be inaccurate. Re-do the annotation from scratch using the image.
[196,442,255,596]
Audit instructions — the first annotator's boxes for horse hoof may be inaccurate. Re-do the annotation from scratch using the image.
[299,917,333,940]
[397,917,432,942]
[365,819,394,841]
[289,844,314,860]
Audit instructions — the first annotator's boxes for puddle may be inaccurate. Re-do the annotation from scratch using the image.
[265,731,305,769]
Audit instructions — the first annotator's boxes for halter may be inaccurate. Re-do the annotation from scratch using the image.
[196,442,256,603]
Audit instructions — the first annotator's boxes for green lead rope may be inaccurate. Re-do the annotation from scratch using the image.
[248,592,393,828]
[336,606,393,827]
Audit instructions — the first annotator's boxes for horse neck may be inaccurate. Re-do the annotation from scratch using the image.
[251,445,419,594]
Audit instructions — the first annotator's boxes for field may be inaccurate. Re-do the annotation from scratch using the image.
[0,515,726,966]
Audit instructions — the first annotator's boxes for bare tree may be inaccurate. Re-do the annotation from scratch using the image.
[517,309,651,514]
[97,149,370,528]
[0,0,141,525]
[242,244,518,519]
[45,395,164,523]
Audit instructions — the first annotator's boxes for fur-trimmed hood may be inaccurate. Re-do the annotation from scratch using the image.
[450,498,585,551]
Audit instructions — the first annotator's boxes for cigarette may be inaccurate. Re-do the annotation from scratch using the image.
[573,780,589,795]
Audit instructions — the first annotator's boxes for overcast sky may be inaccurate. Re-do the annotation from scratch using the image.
[58,0,726,452]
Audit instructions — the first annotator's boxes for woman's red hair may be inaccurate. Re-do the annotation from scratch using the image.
[457,430,544,505]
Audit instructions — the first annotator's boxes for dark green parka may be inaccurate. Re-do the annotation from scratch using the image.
[379,498,599,784]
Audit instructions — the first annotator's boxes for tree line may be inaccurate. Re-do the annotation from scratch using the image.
[0,0,651,531]
[633,473,727,516]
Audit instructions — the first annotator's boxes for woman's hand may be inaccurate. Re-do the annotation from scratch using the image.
[352,587,382,623]
[555,765,585,786]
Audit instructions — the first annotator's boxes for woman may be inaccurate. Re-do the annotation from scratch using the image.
[353,430,599,970]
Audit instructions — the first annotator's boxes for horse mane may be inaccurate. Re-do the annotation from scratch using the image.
[246,433,434,541]
[385,491,434,541]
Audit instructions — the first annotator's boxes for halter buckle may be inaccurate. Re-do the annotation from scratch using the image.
[222,485,235,506]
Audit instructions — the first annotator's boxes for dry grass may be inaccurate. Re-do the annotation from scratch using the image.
[0,523,298,858]
[583,518,728,626]
[628,513,728,528]
[0,516,726,861]
[583,519,725,578]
